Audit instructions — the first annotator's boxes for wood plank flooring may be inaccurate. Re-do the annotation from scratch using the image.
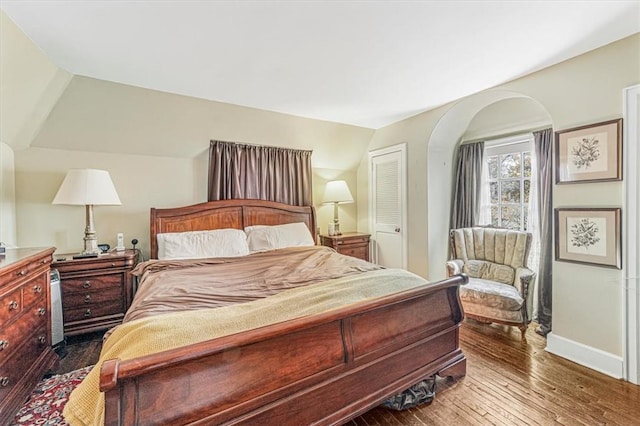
[57,321,640,425]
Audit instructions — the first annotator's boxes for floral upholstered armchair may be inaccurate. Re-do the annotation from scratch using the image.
[446,227,536,341]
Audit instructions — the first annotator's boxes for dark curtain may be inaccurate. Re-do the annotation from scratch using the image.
[450,141,485,229]
[533,128,553,336]
[208,140,313,206]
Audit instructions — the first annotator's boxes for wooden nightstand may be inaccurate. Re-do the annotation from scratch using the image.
[319,233,371,262]
[52,250,137,337]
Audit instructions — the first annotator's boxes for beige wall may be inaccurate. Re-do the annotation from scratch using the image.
[13,76,372,257]
[0,11,71,150]
[357,34,640,358]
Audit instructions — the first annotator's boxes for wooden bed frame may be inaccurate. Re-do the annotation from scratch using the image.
[98,199,467,425]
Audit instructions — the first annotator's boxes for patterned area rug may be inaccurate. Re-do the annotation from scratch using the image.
[12,366,92,426]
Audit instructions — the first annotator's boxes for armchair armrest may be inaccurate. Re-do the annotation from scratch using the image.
[446,259,464,277]
[515,267,536,321]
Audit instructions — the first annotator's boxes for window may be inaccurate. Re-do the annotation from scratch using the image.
[483,135,533,231]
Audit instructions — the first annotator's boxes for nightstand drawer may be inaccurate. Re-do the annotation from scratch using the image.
[62,274,122,293]
[338,245,368,261]
[64,299,124,322]
[336,237,369,246]
[63,285,123,309]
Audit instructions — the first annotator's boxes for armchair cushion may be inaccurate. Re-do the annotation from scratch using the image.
[462,260,515,285]
[459,279,523,311]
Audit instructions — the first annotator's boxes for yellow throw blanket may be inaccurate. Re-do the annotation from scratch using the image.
[63,268,428,426]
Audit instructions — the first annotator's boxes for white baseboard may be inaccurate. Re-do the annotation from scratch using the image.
[546,332,623,379]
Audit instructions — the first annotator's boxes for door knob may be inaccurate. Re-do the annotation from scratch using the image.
[395,227,401,233]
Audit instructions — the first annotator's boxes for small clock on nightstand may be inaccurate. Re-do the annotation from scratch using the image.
[319,232,371,262]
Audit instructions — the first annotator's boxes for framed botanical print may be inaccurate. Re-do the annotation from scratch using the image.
[555,118,622,184]
[555,208,621,269]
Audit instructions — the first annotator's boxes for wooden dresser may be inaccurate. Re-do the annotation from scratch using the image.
[0,247,57,424]
[53,250,137,337]
[319,233,371,262]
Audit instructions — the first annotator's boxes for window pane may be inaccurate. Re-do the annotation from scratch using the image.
[523,151,532,177]
[488,156,499,180]
[490,182,499,203]
[500,153,521,178]
[501,205,521,230]
[491,205,499,227]
[501,180,521,203]
[524,179,530,204]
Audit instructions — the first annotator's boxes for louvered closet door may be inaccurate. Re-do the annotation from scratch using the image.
[369,144,406,268]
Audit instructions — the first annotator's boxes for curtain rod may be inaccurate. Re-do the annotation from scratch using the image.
[460,124,552,145]
[210,139,313,153]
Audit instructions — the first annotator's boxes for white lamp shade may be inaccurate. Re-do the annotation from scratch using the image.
[52,169,121,205]
[322,180,354,204]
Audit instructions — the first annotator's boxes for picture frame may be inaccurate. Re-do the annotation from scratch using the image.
[554,208,621,269]
[555,118,622,184]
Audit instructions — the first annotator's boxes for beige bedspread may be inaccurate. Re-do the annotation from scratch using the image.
[63,267,430,426]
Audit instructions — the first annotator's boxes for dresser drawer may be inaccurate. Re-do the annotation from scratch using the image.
[22,273,47,309]
[0,287,23,324]
[64,298,124,322]
[0,305,48,364]
[0,325,48,401]
[62,273,122,294]
[63,286,123,309]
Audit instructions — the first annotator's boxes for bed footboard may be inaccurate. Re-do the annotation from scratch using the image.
[100,274,468,425]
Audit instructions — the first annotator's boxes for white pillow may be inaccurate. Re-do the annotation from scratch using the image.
[157,228,250,260]
[244,222,314,253]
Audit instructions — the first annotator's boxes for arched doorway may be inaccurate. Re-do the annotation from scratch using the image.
[425,90,551,281]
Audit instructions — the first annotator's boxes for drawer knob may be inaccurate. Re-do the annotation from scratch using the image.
[82,281,92,289]
[38,335,46,345]
[84,309,92,318]
[0,377,9,387]
[41,259,48,264]
[0,339,8,350]
[84,295,92,303]
[16,270,26,276]
[37,307,46,316]
[33,285,42,293]
[8,301,19,311]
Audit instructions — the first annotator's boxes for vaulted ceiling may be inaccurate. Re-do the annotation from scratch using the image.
[2,1,639,129]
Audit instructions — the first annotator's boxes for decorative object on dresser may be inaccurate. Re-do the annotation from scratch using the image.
[0,247,57,425]
[321,180,354,236]
[52,250,137,337]
[52,169,122,255]
[320,232,371,262]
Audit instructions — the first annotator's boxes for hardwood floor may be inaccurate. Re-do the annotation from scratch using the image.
[57,321,640,425]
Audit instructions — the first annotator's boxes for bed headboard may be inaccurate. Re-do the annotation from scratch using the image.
[150,199,317,259]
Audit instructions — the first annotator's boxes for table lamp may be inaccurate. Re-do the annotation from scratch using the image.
[322,180,353,236]
[52,169,121,255]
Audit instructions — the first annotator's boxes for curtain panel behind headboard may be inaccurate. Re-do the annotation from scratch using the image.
[208,140,313,206]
